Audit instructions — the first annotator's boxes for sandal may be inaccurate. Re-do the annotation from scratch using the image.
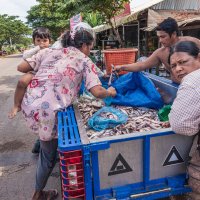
[43,189,58,200]
[32,189,58,200]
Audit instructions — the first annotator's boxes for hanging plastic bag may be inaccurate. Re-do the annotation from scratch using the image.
[88,107,128,131]
[111,72,164,109]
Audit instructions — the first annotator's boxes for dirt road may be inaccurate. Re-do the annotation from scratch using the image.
[0,54,61,200]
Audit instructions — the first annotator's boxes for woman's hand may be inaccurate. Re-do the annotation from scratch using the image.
[90,85,116,99]
[107,86,116,97]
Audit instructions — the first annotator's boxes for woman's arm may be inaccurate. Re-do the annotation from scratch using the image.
[18,48,47,73]
[89,86,116,99]
[169,84,200,136]
[17,60,33,73]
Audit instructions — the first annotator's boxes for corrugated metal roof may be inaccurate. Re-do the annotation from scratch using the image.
[93,13,138,33]
[93,0,200,33]
[130,0,164,13]
[93,0,165,33]
[145,9,200,31]
[152,0,200,10]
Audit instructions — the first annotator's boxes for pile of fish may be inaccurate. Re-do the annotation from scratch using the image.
[77,97,170,140]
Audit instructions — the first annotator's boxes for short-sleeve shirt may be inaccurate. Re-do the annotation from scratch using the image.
[21,47,101,141]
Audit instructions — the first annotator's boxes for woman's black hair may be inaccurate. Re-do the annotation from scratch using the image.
[61,29,94,48]
[156,17,179,37]
[32,27,51,41]
[168,41,199,64]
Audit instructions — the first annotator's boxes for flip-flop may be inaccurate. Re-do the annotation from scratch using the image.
[42,189,58,200]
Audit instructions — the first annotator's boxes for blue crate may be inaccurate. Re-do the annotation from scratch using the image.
[58,106,82,151]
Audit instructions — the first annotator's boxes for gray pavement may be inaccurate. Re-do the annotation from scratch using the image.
[0,54,61,200]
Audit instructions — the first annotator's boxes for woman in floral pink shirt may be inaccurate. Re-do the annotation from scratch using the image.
[17,25,116,200]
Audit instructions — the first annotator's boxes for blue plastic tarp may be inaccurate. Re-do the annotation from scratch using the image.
[79,72,164,109]
[111,72,164,109]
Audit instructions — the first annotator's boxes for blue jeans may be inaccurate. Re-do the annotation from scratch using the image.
[35,139,58,191]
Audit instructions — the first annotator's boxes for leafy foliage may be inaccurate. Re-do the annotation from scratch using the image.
[0,14,31,50]
[82,12,104,28]
[27,0,129,44]
[57,0,130,45]
[27,0,70,40]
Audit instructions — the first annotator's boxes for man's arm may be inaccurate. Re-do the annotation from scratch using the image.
[189,37,200,48]
[115,48,161,72]
[180,36,200,48]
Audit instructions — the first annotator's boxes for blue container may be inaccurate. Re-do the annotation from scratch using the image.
[58,74,192,200]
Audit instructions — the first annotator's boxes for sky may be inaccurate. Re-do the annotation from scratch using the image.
[0,0,165,23]
[0,0,38,22]
[130,0,164,12]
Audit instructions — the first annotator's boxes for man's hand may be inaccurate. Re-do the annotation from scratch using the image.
[107,86,117,97]
[114,65,123,72]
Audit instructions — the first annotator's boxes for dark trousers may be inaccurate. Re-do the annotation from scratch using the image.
[188,150,200,200]
[35,139,58,191]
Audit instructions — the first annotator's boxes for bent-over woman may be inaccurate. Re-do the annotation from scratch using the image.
[18,23,116,200]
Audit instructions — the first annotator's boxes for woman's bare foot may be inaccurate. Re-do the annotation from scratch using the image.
[8,106,21,119]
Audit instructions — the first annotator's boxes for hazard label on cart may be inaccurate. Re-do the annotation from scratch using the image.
[108,153,133,176]
[163,146,184,166]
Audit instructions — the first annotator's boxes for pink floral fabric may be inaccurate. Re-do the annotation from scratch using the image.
[21,47,101,141]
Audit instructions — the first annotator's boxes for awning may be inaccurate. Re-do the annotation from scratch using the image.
[93,13,138,33]
[93,0,165,33]
[145,9,200,31]
[178,17,200,27]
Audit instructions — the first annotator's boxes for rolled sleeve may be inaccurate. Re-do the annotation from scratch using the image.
[169,84,200,136]
[83,59,101,91]
[23,46,40,60]
[95,65,104,77]
[25,48,49,72]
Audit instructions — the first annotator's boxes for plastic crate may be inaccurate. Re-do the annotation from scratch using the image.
[59,149,85,200]
[58,106,85,200]
[102,48,138,75]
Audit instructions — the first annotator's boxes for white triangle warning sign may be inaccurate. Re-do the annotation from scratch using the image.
[169,153,178,162]
[108,153,133,176]
[163,146,184,166]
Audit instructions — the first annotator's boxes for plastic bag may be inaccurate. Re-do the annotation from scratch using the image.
[71,22,95,39]
[158,105,171,121]
[103,96,113,106]
[88,107,128,131]
[111,72,164,109]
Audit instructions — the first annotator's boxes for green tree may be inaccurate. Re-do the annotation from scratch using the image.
[0,14,31,50]
[82,12,104,27]
[27,0,129,45]
[27,0,70,40]
[62,0,130,46]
